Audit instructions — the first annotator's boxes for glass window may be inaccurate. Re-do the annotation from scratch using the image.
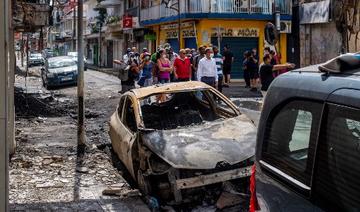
[313,104,360,211]
[262,101,322,186]
[118,96,126,119]
[123,97,137,133]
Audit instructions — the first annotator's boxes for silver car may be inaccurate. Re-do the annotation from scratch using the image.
[41,56,78,89]
[28,53,44,67]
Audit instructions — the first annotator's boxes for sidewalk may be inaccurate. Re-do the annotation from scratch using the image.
[222,81,263,98]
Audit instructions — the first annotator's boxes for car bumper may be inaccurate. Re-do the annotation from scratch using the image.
[47,74,78,87]
[29,61,44,65]
[175,166,252,190]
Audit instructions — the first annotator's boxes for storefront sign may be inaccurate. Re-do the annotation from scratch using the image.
[165,31,178,39]
[161,22,195,30]
[211,28,259,37]
[165,29,196,39]
[183,29,196,38]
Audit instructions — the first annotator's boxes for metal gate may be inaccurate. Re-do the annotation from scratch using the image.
[211,37,259,79]
[167,38,179,53]
[184,37,197,49]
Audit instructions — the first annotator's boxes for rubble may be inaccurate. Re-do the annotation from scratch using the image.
[11,70,149,211]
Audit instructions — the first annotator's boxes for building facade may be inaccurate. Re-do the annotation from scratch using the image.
[297,0,360,67]
[140,0,293,79]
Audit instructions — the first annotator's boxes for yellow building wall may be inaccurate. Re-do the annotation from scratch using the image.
[151,19,287,64]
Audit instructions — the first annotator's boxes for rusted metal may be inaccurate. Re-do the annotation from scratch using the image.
[168,168,182,203]
[176,166,252,190]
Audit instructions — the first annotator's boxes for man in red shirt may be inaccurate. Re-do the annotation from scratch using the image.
[174,49,191,81]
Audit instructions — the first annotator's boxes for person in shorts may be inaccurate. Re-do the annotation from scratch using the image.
[222,45,234,87]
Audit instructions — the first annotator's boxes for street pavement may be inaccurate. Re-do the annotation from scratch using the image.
[11,66,149,211]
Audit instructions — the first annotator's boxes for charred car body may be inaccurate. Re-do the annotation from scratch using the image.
[109,82,257,205]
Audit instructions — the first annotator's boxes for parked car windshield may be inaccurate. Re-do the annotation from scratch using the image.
[49,59,76,68]
[67,52,77,57]
[30,53,42,59]
[139,89,238,130]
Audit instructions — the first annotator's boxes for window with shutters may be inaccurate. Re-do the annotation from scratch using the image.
[313,104,360,211]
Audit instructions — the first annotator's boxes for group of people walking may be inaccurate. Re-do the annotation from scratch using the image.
[114,44,295,97]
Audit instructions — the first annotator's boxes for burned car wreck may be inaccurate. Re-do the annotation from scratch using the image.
[109,82,256,207]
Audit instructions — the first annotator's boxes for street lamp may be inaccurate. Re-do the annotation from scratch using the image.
[162,0,181,49]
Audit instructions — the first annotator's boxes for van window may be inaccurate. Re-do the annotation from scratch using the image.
[262,101,322,187]
[313,104,360,211]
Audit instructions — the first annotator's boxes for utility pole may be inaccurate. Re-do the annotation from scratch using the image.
[99,23,102,67]
[77,0,86,148]
[21,33,24,67]
[177,0,181,48]
[0,0,9,210]
[73,4,77,51]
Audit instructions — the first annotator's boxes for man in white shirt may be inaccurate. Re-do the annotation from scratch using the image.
[197,47,218,88]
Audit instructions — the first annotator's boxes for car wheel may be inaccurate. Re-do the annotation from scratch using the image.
[137,169,151,195]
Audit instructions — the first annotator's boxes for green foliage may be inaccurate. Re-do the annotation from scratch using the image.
[93,0,107,25]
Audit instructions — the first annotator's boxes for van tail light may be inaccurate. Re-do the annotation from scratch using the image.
[249,164,260,212]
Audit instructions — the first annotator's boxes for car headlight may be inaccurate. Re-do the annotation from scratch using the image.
[47,72,55,78]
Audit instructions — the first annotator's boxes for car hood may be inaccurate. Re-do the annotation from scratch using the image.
[49,66,77,73]
[142,115,256,169]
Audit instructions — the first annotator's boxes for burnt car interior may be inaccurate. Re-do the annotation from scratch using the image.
[140,90,237,130]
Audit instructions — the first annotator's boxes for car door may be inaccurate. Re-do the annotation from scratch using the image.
[256,99,324,211]
[312,89,360,211]
[109,95,139,178]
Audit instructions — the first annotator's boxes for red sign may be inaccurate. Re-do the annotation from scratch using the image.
[123,15,133,28]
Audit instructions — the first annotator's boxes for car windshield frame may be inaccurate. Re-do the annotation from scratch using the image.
[138,88,239,130]
[48,59,76,69]
[30,54,42,58]
[67,52,78,57]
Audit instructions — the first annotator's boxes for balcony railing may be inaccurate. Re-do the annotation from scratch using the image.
[140,0,292,22]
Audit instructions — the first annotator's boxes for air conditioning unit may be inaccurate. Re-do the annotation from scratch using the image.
[280,21,292,34]
[240,0,249,8]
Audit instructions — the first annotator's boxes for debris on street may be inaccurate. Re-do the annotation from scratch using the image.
[10,68,149,211]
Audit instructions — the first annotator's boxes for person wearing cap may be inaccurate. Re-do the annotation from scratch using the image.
[197,47,218,87]
[123,48,132,64]
[140,47,149,63]
[114,52,140,93]
[138,52,154,87]
[173,49,191,82]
